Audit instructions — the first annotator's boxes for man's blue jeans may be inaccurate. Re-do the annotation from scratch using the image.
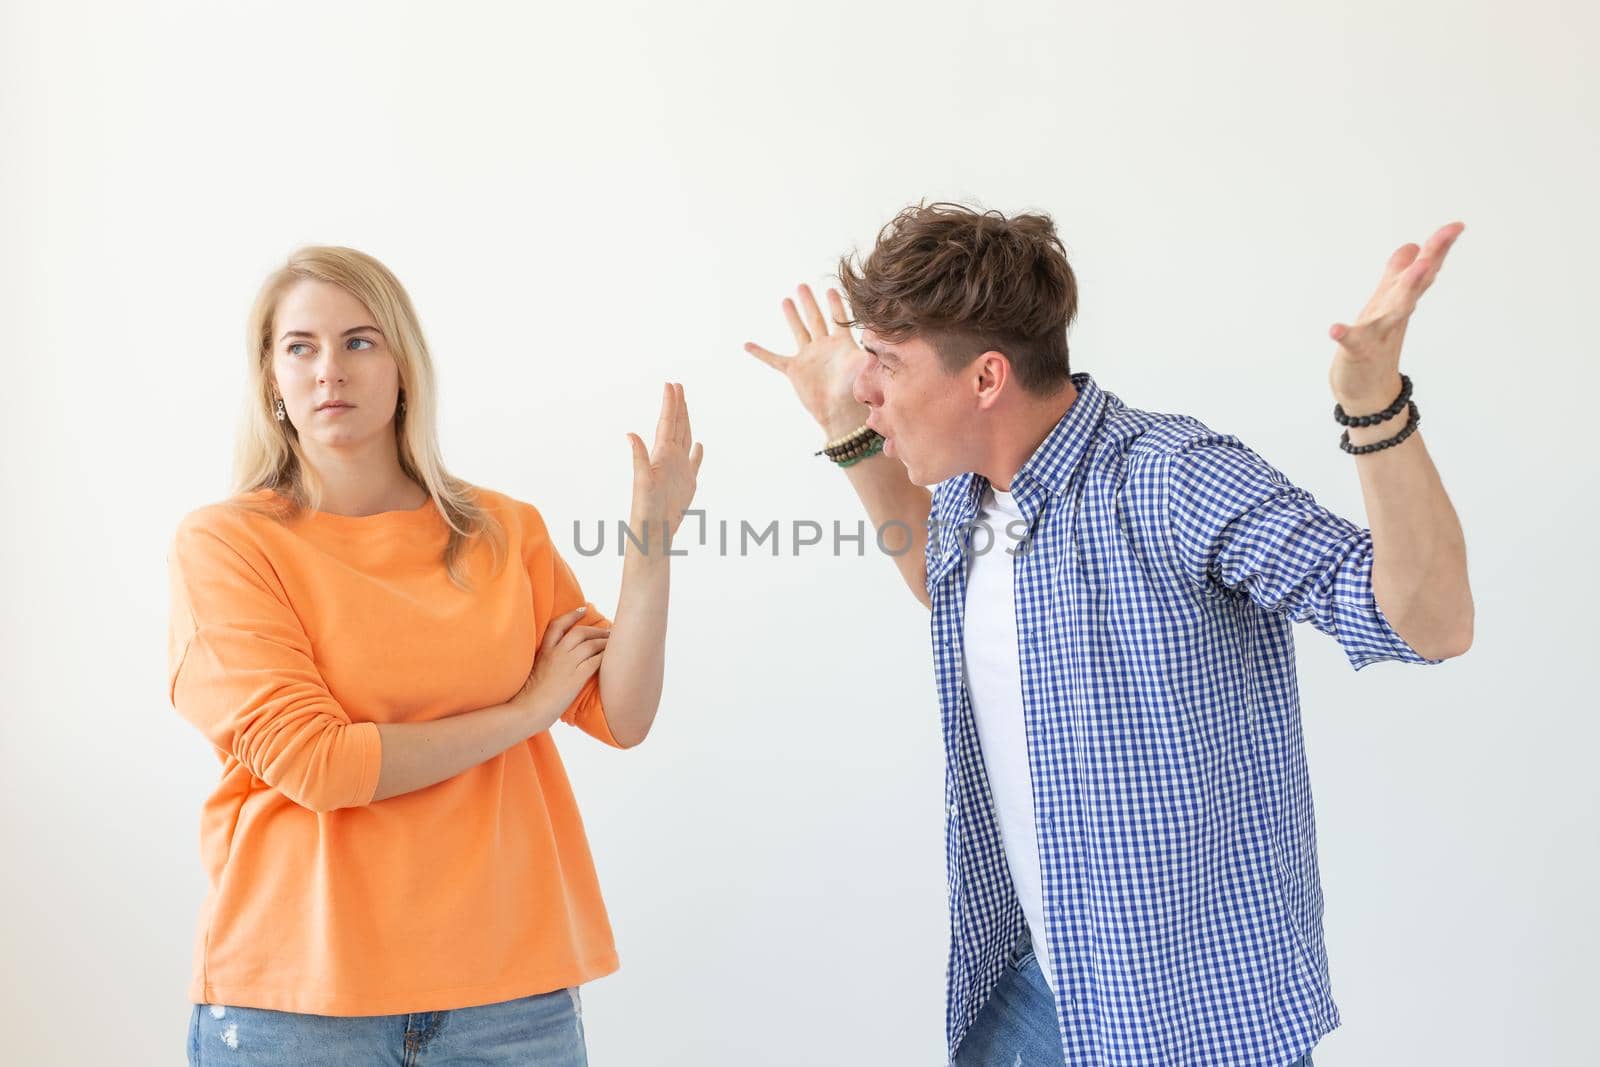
[187,985,586,1066]
[951,932,1316,1067]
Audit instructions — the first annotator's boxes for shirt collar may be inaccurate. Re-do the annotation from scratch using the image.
[946,371,1107,523]
[928,373,1106,593]
[1010,371,1107,499]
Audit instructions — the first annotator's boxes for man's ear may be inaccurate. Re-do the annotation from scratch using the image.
[973,350,1010,408]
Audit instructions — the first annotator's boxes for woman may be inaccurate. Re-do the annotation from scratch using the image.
[167,245,701,1065]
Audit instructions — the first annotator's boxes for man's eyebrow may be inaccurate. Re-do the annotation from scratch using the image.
[863,342,896,361]
[278,325,382,342]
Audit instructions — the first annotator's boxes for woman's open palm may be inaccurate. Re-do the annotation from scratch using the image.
[626,382,703,541]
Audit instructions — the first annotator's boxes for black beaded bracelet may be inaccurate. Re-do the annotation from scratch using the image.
[1333,374,1412,427]
[1339,401,1421,454]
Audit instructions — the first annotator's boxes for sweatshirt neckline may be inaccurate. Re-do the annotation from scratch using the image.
[268,490,440,528]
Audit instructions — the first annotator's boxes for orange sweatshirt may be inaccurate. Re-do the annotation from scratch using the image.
[165,485,622,1016]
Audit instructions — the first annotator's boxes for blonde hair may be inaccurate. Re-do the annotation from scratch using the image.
[230,245,506,589]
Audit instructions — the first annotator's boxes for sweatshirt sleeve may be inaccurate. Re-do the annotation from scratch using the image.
[166,511,383,812]
[521,504,623,749]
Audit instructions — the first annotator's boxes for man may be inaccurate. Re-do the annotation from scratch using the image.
[744,202,1472,1067]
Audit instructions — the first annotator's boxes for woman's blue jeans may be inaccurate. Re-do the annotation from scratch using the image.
[187,986,586,1066]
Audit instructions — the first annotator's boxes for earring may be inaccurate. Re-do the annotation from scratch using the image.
[274,396,286,422]
[398,393,407,416]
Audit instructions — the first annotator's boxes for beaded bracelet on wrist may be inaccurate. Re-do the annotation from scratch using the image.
[1339,400,1420,454]
[816,425,877,453]
[815,424,883,461]
[824,431,884,465]
[837,435,886,467]
[1333,374,1412,427]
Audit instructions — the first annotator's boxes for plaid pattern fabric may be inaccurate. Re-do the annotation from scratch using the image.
[926,373,1442,1066]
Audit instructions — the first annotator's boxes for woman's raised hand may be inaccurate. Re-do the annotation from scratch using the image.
[625,382,704,543]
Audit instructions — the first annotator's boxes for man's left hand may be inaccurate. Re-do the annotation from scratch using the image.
[1328,221,1466,413]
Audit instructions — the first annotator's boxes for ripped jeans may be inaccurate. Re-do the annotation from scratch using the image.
[186,986,586,1066]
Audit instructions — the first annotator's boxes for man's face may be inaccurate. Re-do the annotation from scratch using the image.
[852,330,976,486]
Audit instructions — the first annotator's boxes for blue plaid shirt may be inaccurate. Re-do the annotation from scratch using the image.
[926,372,1442,1066]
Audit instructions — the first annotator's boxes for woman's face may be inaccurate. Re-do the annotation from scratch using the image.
[270,278,402,450]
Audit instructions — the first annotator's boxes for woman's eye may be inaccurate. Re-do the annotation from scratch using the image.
[287,343,310,356]
[348,337,374,351]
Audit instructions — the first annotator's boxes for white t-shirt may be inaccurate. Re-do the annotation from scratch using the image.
[961,483,1057,998]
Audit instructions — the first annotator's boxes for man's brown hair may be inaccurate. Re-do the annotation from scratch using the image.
[838,201,1079,394]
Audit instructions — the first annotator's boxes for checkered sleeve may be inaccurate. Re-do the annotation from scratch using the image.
[1160,433,1444,671]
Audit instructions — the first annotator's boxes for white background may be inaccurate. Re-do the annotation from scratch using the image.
[3,1,1596,1063]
